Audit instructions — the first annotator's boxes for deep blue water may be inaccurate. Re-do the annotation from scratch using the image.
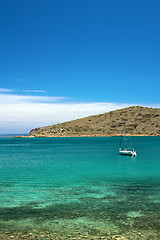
[0,136,160,239]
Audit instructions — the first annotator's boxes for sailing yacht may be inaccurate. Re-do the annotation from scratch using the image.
[119,121,137,157]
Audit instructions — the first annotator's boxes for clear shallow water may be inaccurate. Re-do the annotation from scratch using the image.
[0,136,160,239]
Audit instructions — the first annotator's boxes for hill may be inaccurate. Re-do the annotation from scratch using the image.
[29,106,160,137]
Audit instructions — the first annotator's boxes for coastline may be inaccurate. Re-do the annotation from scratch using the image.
[15,134,160,138]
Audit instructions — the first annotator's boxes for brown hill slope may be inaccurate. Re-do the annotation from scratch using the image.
[29,106,160,137]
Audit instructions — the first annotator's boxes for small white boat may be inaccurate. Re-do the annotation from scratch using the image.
[119,121,137,157]
[119,148,137,157]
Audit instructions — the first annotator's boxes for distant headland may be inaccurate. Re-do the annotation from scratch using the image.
[27,106,160,137]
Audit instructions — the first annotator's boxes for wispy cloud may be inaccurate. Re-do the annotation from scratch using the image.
[20,90,46,93]
[0,88,15,93]
[0,88,46,94]
[16,79,24,82]
[0,93,66,104]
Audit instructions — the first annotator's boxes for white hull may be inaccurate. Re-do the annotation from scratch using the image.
[119,149,136,157]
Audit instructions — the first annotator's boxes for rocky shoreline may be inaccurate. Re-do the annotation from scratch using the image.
[15,133,160,138]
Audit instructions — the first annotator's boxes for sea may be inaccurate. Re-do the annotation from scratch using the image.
[0,136,160,239]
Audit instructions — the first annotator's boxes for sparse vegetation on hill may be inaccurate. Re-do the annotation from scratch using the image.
[29,106,160,137]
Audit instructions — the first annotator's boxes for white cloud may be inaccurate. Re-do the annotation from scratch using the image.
[0,91,159,134]
[0,100,131,134]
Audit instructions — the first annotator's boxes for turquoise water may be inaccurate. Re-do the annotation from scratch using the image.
[0,136,160,239]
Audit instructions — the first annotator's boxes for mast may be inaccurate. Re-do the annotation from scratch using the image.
[119,135,123,149]
[124,120,127,149]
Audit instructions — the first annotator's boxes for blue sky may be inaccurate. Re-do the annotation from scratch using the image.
[0,0,160,133]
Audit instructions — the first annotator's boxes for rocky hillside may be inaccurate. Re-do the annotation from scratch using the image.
[29,106,160,137]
